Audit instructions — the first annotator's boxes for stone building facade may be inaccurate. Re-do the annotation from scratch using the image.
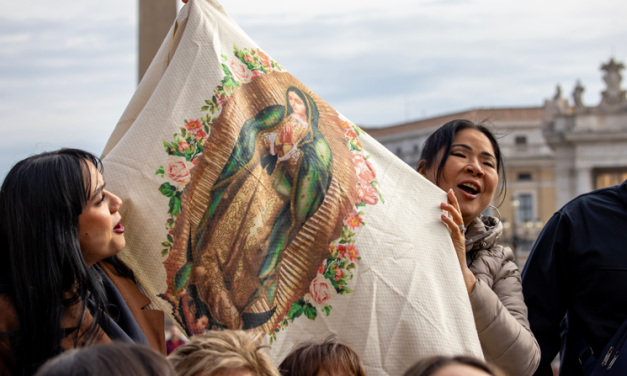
[544,58,627,209]
[364,58,627,267]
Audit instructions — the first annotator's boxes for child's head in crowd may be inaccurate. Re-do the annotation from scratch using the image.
[35,343,175,376]
[278,336,366,376]
[403,356,503,376]
[168,330,279,376]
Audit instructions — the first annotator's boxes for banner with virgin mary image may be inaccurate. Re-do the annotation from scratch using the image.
[101,0,483,374]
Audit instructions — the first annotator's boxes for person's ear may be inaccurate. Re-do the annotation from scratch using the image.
[417,160,427,176]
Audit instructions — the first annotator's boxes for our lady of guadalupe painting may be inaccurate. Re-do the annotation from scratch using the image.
[160,72,360,336]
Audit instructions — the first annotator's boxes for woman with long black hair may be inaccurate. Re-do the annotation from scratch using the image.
[0,149,165,375]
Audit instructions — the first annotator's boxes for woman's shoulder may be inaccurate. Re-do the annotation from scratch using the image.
[470,243,518,287]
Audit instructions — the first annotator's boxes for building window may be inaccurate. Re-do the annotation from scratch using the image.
[518,194,533,222]
[396,147,402,155]
[413,144,419,154]
[518,173,532,181]
[515,136,527,145]
[595,169,627,189]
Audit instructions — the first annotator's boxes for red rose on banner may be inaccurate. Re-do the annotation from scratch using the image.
[178,141,190,152]
[334,267,345,282]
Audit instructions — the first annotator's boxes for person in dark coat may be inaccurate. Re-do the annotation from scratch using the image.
[522,179,627,375]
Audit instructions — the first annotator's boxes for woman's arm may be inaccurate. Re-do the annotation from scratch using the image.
[470,256,541,376]
[440,190,540,376]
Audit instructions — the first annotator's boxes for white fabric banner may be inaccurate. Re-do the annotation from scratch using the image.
[101,1,482,374]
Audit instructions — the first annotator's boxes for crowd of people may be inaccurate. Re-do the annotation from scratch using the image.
[30,331,505,376]
[0,117,625,376]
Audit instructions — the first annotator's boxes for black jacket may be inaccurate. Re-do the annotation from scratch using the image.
[522,180,627,376]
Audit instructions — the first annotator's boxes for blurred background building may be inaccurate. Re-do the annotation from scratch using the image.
[364,58,627,267]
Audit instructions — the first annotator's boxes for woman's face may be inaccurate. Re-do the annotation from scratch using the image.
[432,364,491,376]
[78,163,125,266]
[419,128,498,225]
[288,91,307,118]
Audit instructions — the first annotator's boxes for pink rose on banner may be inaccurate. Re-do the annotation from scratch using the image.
[228,59,253,83]
[305,274,337,308]
[353,154,376,184]
[184,119,203,134]
[244,55,254,63]
[165,155,194,188]
[358,183,379,205]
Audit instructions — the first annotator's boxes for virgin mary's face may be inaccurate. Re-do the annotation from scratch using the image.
[288,91,307,118]
[78,163,126,266]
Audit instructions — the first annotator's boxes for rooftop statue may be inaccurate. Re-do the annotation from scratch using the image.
[599,58,627,110]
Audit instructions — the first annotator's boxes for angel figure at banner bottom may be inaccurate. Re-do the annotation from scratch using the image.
[171,86,346,334]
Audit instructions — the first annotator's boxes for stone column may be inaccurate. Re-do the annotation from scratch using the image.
[576,167,594,196]
[555,168,573,210]
[139,0,177,82]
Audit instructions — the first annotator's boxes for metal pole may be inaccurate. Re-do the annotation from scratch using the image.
[511,198,520,266]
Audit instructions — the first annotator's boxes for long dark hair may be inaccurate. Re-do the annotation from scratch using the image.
[418,119,507,206]
[0,148,133,375]
[35,343,175,376]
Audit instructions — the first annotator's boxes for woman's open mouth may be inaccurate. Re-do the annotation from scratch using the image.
[457,182,480,197]
[113,222,125,234]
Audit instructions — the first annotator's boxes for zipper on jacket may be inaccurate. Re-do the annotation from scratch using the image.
[602,347,614,367]
[607,351,619,370]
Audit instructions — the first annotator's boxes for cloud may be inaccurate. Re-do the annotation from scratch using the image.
[0,2,136,178]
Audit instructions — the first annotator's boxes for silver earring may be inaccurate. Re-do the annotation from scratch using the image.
[489,205,501,222]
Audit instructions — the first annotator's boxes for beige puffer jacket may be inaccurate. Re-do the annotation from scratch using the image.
[465,215,540,376]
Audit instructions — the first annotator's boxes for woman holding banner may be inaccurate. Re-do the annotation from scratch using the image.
[417,120,540,376]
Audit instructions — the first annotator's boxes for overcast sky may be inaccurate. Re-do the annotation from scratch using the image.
[0,0,626,178]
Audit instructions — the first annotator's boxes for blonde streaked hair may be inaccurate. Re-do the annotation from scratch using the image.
[167,330,280,376]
